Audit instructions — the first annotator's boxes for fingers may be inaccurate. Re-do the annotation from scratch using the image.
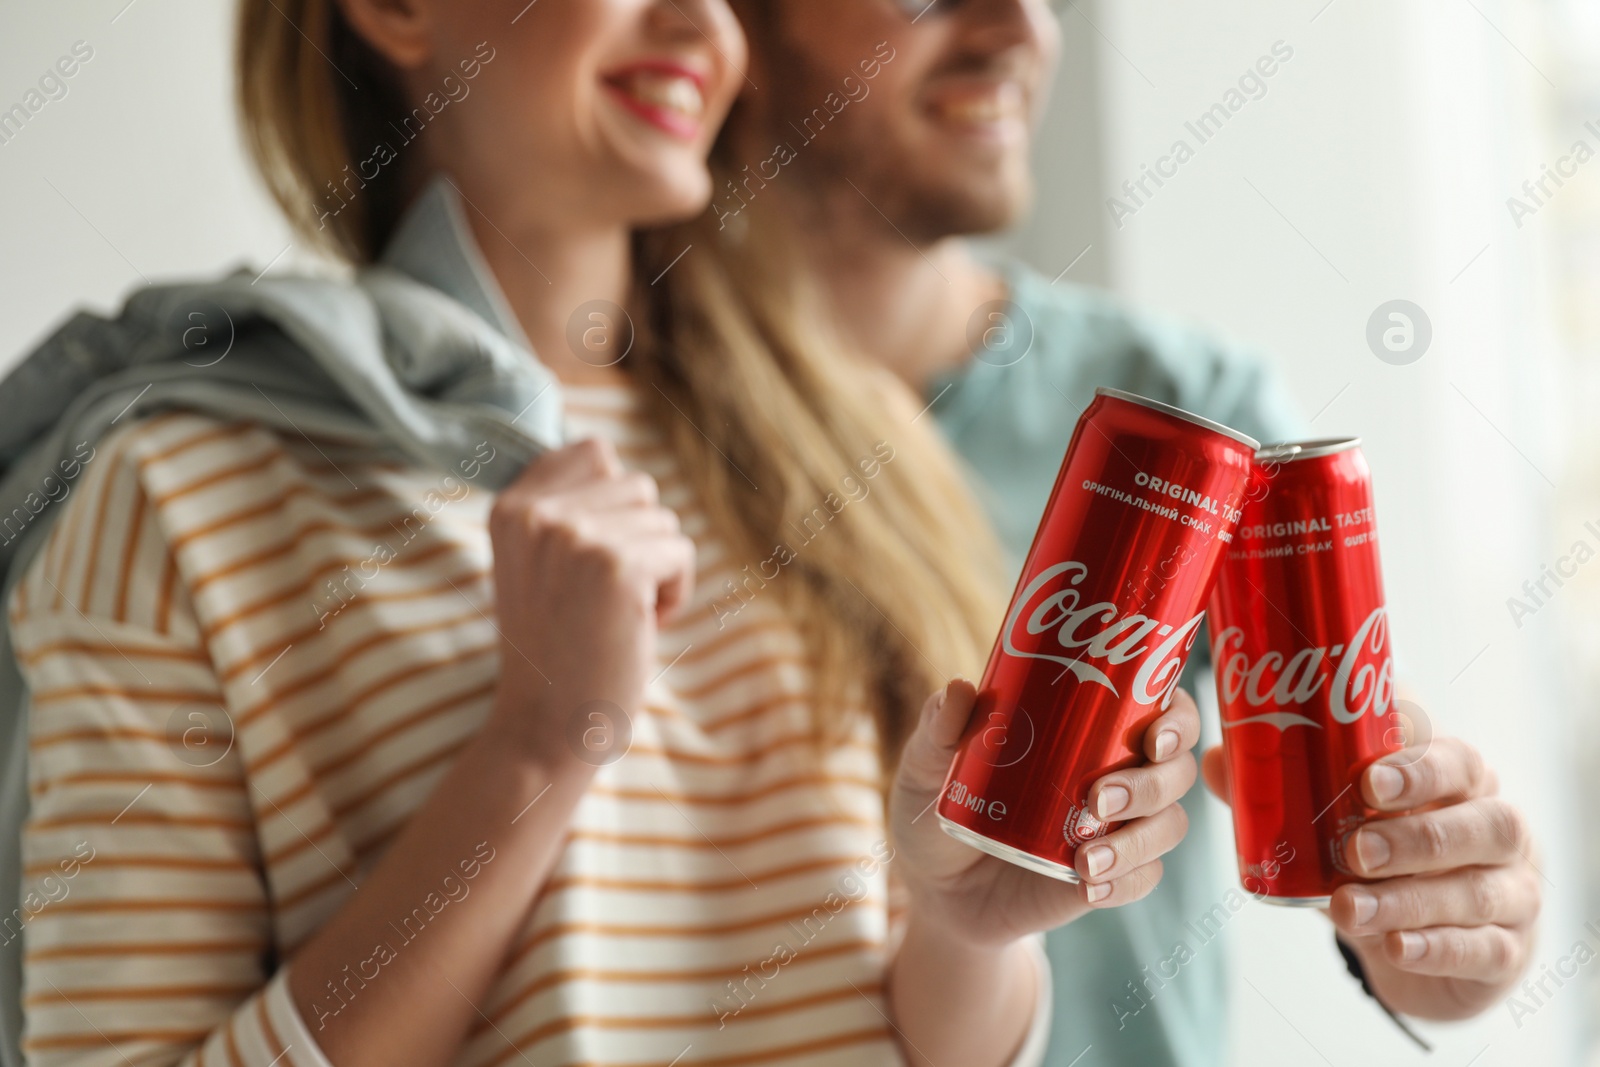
[495,439,695,617]
[1362,735,1497,811]
[625,534,697,617]
[1079,859,1165,908]
[508,436,624,495]
[1330,865,1542,936]
[1142,687,1200,762]
[566,506,681,543]
[1075,803,1188,891]
[1378,924,1529,982]
[1088,750,1197,824]
[1344,798,1532,879]
[1200,746,1229,805]
[546,469,661,514]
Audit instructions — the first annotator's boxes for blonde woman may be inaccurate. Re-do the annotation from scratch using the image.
[2,1,1203,1065]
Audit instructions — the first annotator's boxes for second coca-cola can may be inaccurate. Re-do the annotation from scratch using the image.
[1208,437,1400,905]
[938,387,1258,882]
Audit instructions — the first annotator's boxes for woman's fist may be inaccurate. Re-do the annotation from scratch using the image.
[483,438,695,764]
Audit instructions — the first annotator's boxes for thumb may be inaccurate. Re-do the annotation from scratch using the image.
[1200,745,1231,805]
[929,678,979,750]
[900,679,978,784]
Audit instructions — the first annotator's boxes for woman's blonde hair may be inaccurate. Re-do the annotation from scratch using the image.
[236,0,1010,764]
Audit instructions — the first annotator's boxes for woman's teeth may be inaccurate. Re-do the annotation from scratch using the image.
[620,73,705,120]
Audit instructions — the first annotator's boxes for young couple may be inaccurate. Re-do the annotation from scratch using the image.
[3,1,1538,1065]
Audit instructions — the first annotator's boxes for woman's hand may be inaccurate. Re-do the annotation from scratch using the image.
[288,435,695,1066]
[482,437,696,763]
[1201,737,1541,1019]
[889,678,1202,948]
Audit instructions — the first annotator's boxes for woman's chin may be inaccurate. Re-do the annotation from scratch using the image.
[617,167,715,229]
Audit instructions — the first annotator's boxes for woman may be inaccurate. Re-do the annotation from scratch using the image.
[6,1,1201,1064]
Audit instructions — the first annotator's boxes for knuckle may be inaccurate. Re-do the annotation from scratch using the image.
[492,490,534,525]
[1441,928,1470,967]
[1174,750,1198,788]
[542,513,582,547]
[1458,740,1488,793]
[488,498,517,536]
[570,531,623,576]
[590,437,623,473]
[1488,929,1516,973]
[1127,768,1163,809]
[1523,871,1545,922]
[1465,868,1503,924]
[1419,815,1454,864]
[524,497,562,528]
[1129,805,1186,865]
[1388,886,1425,928]
[572,436,608,461]
[1493,802,1530,854]
[1133,860,1165,896]
[627,471,660,505]
[1169,801,1190,841]
[1406,755,1436,798]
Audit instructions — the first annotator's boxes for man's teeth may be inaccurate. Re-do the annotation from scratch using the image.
[623,74,705,119]
[938,86,1023,125]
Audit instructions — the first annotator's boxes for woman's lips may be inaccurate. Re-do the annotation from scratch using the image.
[602,63,708,140]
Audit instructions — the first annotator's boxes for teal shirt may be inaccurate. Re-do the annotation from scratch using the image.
[930,262,1309,1067]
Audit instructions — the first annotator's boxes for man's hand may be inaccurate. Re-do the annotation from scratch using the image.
[1202,738,1541,1019]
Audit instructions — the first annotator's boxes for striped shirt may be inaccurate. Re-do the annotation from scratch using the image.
[7,384,1047,1066]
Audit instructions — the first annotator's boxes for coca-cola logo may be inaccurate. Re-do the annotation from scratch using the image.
[1214,607,1395,731]
[1000,561,1204,710]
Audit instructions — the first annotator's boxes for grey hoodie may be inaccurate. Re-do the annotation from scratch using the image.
[0,178,563,1066]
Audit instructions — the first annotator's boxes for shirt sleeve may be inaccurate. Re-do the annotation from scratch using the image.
[267,968,338,1066]
[1006,934,1053,1067]
[6,423,318,1067]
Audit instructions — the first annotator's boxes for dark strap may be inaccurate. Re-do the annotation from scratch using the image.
[1337,935,1433,1052]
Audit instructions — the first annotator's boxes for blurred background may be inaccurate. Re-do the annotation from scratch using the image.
[0,0,1594,1064]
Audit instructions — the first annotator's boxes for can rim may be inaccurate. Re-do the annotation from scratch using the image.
[1093,387,1261,451]
[938,817,1083,884]
[1255,436,1362,463]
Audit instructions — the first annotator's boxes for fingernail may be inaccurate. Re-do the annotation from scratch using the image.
[1347,888,1378,927]
[1086,881,1111,903]
[1369,763,1404,803]
[1085,846,1115,879]
[1155,730,1179,761]
[1398,931,1426,961]
[1096,785,1130,820]
[1355,829,1391,872]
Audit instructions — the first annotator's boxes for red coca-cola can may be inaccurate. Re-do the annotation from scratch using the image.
[1208,437,1400,905]
[938,388,1258,882]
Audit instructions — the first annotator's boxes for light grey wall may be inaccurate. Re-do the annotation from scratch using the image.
[1090,1,1580,1064]
[0,3,1586,1065]
[985,2,1111,289]
[0,0,298,365]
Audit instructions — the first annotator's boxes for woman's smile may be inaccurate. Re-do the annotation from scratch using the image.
[601,60,710,140]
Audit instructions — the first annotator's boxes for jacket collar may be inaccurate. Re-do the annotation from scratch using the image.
[378,175,534,354]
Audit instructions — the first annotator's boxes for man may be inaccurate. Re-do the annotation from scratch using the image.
[719,1,1541,1062]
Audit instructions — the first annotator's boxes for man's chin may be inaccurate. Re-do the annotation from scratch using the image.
[900,181,1031,243]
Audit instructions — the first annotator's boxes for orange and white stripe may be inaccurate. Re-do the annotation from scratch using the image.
[7,384,1052,1066]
